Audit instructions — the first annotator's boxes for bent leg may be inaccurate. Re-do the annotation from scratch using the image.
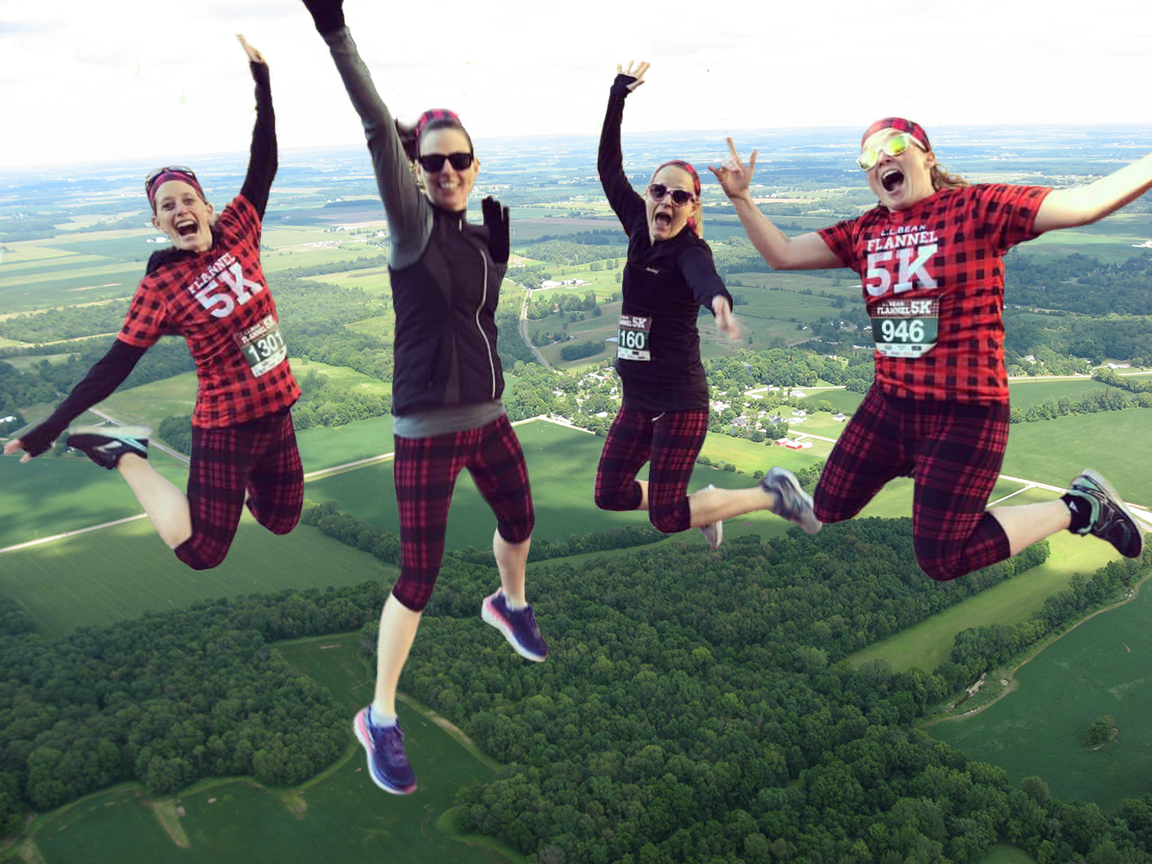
[172,425,252,570]
[594,407,652,512]
[646,410,708,534]
[813,387,908,525]
[911,403,1011,580]
[245,410,304,536]
[118,454,193,549]
[468,415,534,606]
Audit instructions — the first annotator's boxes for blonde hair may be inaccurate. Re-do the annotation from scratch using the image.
[930,163,970,190]
[648,163,704,238]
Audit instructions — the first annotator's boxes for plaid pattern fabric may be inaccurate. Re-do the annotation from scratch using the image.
[861,117,931,150]
[819,184,1051,403]
[654,160,701,194]
[174,409,303,570]
[392,415,532,612]
[119,194,300,428]
[594,406,709,534]
[813,387,1011,580]
[415,108,463,140]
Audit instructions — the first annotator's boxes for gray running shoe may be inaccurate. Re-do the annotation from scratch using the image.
[695,484,723,550]
[761,467,821,534]
[1067,469,1144,558]
[66,425,151,470]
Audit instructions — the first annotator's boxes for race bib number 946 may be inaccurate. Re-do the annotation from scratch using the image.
[870,298,939,358]
[617,315,652,362]
[236,315,288,377]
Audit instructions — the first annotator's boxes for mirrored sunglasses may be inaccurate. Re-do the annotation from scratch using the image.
[647,184,696,206]
[418,152,474,172]
[857,132,922,171]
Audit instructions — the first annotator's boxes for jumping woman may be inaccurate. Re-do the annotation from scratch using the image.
[302,0,546,795]
[594,62,821,550]
[711,118,1146,580]
[5,35,303,572]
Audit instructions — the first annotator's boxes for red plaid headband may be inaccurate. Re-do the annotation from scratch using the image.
[146,169,206,209]
[655,160,701,195]
[415,108,463,141]
[862,117,931,152]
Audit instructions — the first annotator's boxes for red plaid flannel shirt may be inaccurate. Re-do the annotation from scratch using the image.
[118,195,299,428]
[819,184,1051,403]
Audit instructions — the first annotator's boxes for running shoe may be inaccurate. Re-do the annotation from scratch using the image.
[352,706,417,794]
[65,425,151,470]
[1067,469,1145,558]
[696,484,723,550]
[482,590,548,661]
[761,466,822,534]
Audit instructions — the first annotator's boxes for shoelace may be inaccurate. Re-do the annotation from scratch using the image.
[375,725,408,761]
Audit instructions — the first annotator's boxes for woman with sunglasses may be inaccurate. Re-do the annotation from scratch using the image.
[710,119,1146,581]
[593,62,822,549]
[302,0,545,796]
[5,35,303,570]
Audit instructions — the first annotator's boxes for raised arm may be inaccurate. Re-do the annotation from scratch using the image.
[3,340,146,463]
[237,35,277,219]
[1033,151,1152,233]
[709,138,843,271]
[302,0,429,269]
[597,62,649,231]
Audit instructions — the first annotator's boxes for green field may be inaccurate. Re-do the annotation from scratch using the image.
[1002,410,1152,506]
[848,488,1120,674]
[17,632,518,864]
[1005,377,1116,410]
[0,518,394,637]
[929,579,1152,811]
[100,372,199,431]
[979,845,1036,864]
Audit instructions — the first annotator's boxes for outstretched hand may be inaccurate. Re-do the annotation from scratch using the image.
[712,296,740,340]
[4,438,35,464]
[708,137,758,201]
[616,60,649,92]
[236,34,266,66]
[482,197,510,265]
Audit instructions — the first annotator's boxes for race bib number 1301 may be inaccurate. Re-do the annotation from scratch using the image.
[236,315,288,377]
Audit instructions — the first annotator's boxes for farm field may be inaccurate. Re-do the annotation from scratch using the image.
[929,580,1152,811]
[0,518,394,636]
[99,371,199,430]
[1005,376,1115,409]
[848,486,1121,674]
[16,633,516,864]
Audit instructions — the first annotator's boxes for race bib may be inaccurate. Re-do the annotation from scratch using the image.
[617,315,652,362]
[870,297,939,358]
[236,315,288,377]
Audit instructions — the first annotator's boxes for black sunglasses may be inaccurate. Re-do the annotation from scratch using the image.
[647,183,696,206]
[418,152,474,172]
[145,165,198,196]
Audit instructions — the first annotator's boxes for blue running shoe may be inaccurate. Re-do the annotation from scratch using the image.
[66,425,151,470]
[696,484,723,550]
[761,466,821,534]
[353,707,417,794]
[1067,469,1145,559]
[482,591,548,662]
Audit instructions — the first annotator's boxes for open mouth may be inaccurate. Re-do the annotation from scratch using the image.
[653,212,673,229]
[880,168,905,193]
[176,221,198,237]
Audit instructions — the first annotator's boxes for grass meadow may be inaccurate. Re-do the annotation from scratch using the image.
[0,517,394,637]
[848,486,1120,674]
[929,580,1152,811]
[16,632,520,864]
[979,845,1036,864]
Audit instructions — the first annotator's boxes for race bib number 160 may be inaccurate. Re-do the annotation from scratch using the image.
[617,315,652,362]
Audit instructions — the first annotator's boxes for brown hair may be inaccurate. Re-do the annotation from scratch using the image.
[396,112,473,163]
[930,163,970,190]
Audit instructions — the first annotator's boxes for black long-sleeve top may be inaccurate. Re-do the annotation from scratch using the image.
[598,75,732,413]
[18,61,276,456]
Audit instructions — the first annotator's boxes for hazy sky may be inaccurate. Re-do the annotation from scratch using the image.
[3,0,1152,169]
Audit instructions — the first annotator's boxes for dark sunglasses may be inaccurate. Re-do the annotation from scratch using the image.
[417,152,474,172]
[647,183,696,206]
[145,165,198,195]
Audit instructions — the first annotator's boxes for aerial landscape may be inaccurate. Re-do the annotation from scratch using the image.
[1,115,1152,864]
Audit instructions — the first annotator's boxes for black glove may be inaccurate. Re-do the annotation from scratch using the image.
[482,197,509,264]
[301,0,345,34]
[611,74,637,99]
[17,421,63,458]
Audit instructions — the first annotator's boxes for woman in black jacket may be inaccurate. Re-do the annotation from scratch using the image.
[303,0,546,796]
[594,61,821,549]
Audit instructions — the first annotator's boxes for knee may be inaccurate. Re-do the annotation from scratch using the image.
[391,581,431,613]
[497,521,533,546]
[175,540,229,571]
[913,542,968,582]
[649,506,687,535]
